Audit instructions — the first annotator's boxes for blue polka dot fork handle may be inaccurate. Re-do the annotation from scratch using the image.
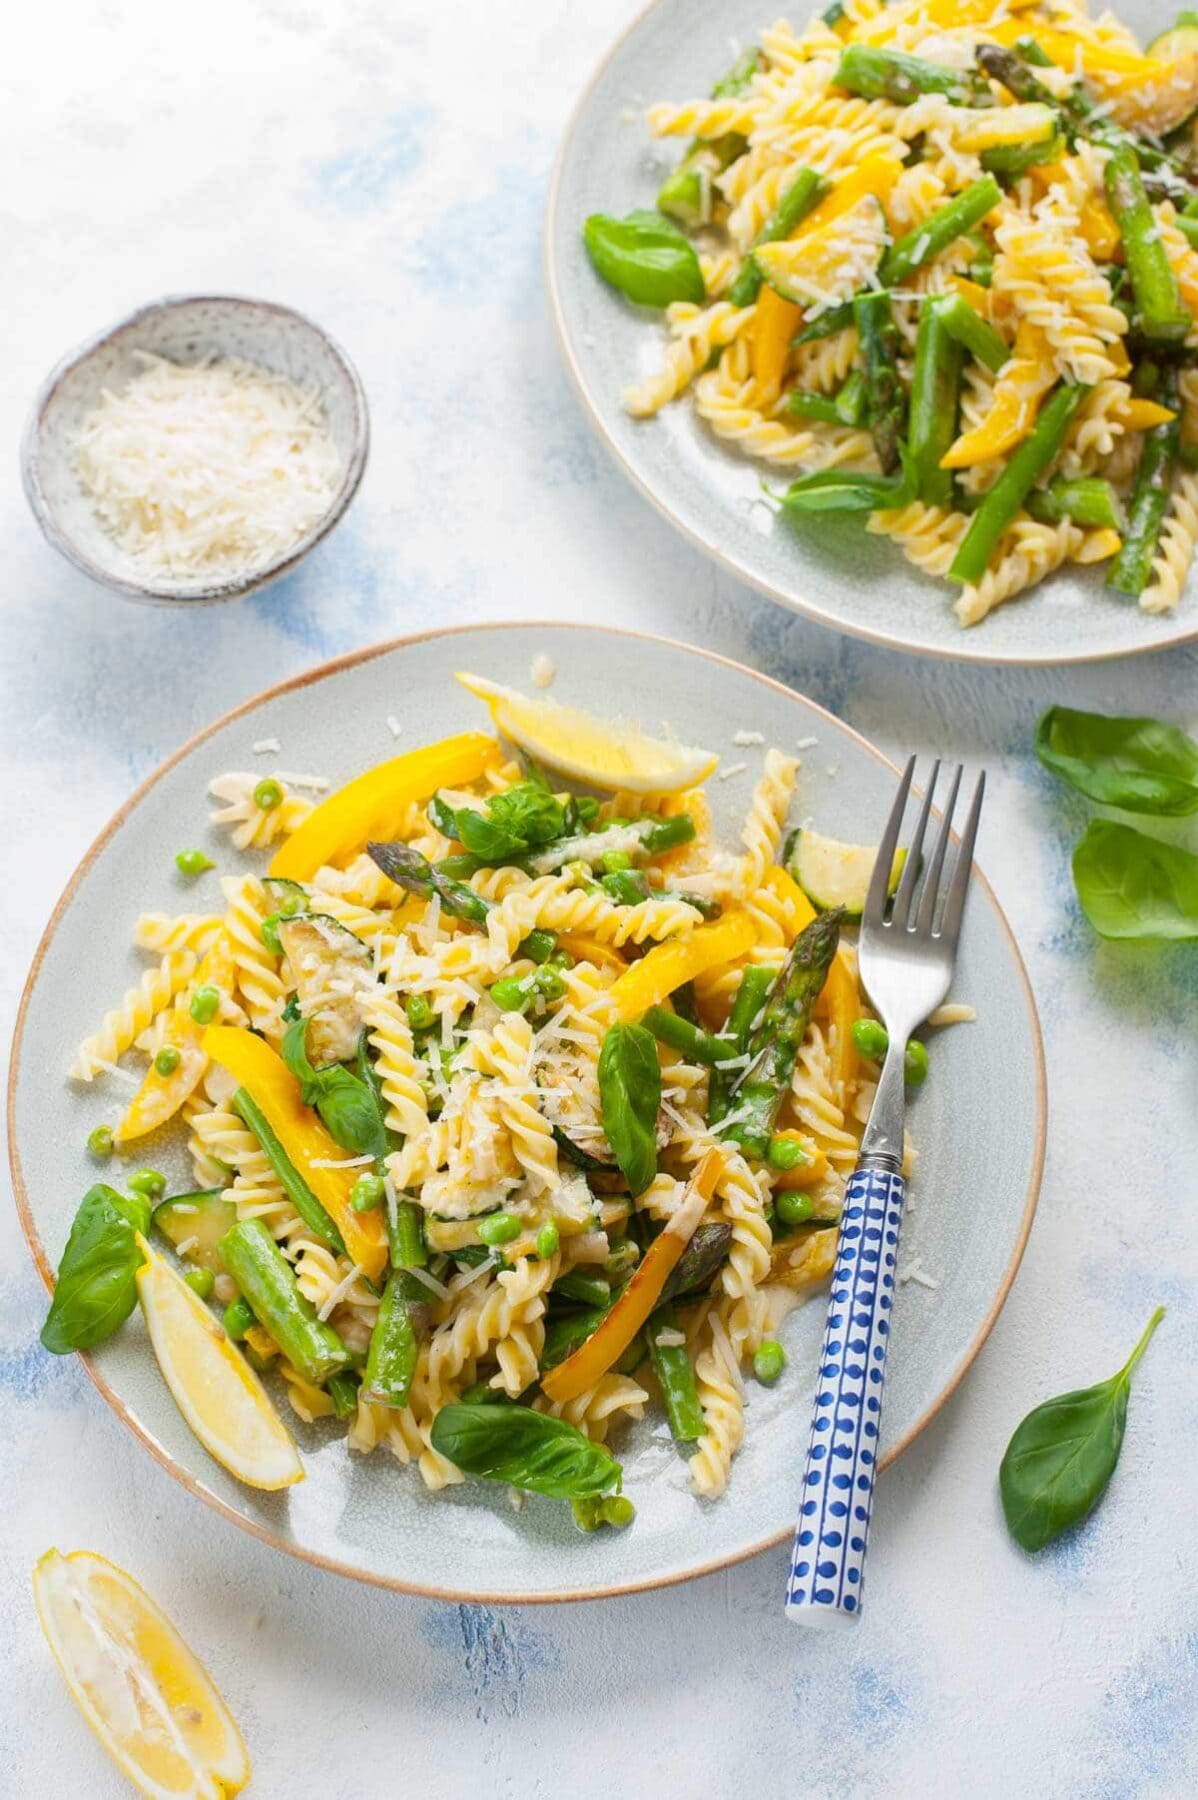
[786,757,984,1626]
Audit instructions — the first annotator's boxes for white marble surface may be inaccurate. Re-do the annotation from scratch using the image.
[2,3,1196,1794]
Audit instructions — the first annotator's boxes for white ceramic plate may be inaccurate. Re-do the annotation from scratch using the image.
[545,0,1194,666]
[9,624,1044,1602]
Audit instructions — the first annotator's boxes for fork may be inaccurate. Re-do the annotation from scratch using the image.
[785,757,985,1626]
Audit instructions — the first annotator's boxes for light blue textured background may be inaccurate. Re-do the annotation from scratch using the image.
[2,3,1196,1793]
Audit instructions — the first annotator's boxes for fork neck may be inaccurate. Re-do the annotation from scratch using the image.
[858,1039,908,1172]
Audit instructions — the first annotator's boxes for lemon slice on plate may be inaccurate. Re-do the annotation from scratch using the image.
[135,1236,303,1492]
[455,671,718,793]
[32,1548,250,1799]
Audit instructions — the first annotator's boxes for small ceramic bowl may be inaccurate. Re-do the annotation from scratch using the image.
[21,294,370,605]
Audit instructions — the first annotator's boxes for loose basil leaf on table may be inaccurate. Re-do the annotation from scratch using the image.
[598,1021,661,1196]
[429,1403,623,1499]
[1036,707,1198,816]
[1000,1307,1164,1552]
[40,1184,149,1354]
[1072,820,1198,940]
[583,210,706,308]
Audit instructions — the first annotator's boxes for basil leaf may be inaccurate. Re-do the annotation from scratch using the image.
[1072,820,1198,940]
[429,1403,622,1499]
[1000,1307,1164,1551]
[40,1184,145,1354]
[583,210,706,308]
[598,1022,661,1196]
[456,783,568,863]
[282,1016,387,1157]
[1036,707,1198,816]
[776,459,915,514]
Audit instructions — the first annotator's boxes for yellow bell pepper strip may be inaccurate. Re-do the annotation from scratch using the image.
[816,948,860,1097]
[540,1149,725,1405]
[115,936,237,1143]
[803,151,903,239]
[268,733,499,881]
[605,912,756,1021]
[761,865,816,944]
[752,283,803,392]
[940,321,1055,469]
[202,1026,388,1282]
[555,933,628,974]
[768,1128,828,1191]
[1119,398,1177,432]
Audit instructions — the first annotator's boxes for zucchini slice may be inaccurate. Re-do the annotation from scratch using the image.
[152,1190,237,1273]
[787,828,906,921]
[277,915,372,1066]
[1148,17,1198,60]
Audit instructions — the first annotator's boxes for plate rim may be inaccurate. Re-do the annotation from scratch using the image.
[543,0,1198,669]
[8,620,1047,1604]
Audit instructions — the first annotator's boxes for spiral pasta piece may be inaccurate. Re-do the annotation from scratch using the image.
[220,874,287,1039]
[133,913,224,955]
[69,950,196,1080]
[363,990,429,1140]
[624,302,757,419]
[208,773,313,850]
[1142,471,1198,616]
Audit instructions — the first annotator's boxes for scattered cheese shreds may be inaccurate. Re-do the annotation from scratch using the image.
[530,653,556,689]
[73,351,342,585]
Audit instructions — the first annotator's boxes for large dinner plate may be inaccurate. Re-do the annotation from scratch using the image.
[9,624,1044,1601]
[546,0,1194,666]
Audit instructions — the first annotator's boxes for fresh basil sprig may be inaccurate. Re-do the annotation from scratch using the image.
[40,1185,150,1354]
[1072,820,1198,940]
[429,1403,623,1499]
[451,783,569,865]
[598,1022,661,1196]
[1000,1307,1164,1551]
[1036,707,1198,816]
[281,1017,388,1158]
[583,210,706,308]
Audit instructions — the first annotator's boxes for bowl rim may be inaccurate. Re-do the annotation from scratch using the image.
[7,620,1047,1604]
[20,291,370,606]
[543,0,1198,668]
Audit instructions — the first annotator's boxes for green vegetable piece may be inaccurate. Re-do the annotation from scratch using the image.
[776,463,914,513]
[542,1304,608,1371]
[405,993,435,1034]
[909,298,963,508]
[1026,477,1126,533]
[775,1191,814,1228]
[835,43,990,106]
[787,391,849,426]
[518,929,557,965]
[86,1125,115,1160]
[219,1219,352,1386]
[1000,1307,1165,1551]
[327,1370,361,1419]
[1106,378,1181,598]
[1036,706,1198,816]
[535,1222,560,1259]
[222,1296,255,1341]
[1072,820,1198,940]
[950,382,1087,586]
[854,290,906,474]
[184,1267,215,1301]
[534,965,568,1004]
[767,1135,808,1171]
[456,783,569,864]
[880,176,1002,287]
[602,868,651,906]
[175,848,214,878]
[387,1198,429,1270]
[600,848,633,874]
[728,165,825,307]
[351,1172,385,1213]
[477,1211,522,1246]
[583,209,706,308]
[128,1169,166,1203]
[659,1220,733,1302]
[1104,146,1191,345]
[430,1403,623,1499]
[253,779,283,812]
[491,975,533,1014]
[648,1305,705,1443]
[367,839,491,924]
[642,1004,731,1068]
[851,1017,890,1059]
[708,965,773,1126]
[981,130,1066,177]
[153,1046,181,1078]
[598,1022,661,1196]
[711,44,761,97]
[602,1494,636,1527]
[233,1087,346,1254]
[753,1339,786,1384]
[606,1239,640,1280]
[930,291,1010,374]
[904,1039,929,1086]
[189,984,221,1026]
[361,1270,429,1408]
[152,1189,236,1274]
[552,1269,612,1309]
[40,1185,149,1354]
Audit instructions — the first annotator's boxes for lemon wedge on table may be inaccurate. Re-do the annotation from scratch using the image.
[135,1236,303,1492]
[455,671,718,794]
[33,1548,250,1799]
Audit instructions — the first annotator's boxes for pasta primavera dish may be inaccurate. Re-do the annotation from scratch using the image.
[42,674,937,1523]
[583,1,1198,626]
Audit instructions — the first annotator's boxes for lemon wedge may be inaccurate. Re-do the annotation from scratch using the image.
[33,1548,250,1799]
[455,671,718,793]
[135,1236,303,1492]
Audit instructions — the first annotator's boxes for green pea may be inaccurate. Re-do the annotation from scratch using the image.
[154,1046,182,1077]
[405,994,435,1034]
[852,1018,890,1059]
[86,1125,115,1159]
[128,1169,166,1202]
[533,966,567,1004]
[535,1222,560,1259]
[350,1172,385,1213]
[574,796,601,826]
[572,1497,603,1532]
[259,914,283,955]
[253,778,283,812]
[754,1340,786,1385]
[278,891,307,918]
[490,977,532,1013]
[904,1039,929,1087]
[602,1494,636,1528]
[547,948,574,970]
[517,929,556,965]
[775,1190,814,1227]
[600,849,633,873]
[606,1239,640,1278]
[477,1211,522,1246]
[767,1135,808,1171]
[175,848,214,878]
[189,985,220,1025]
[223,1296,255,1341]
[184,1267,215,1302]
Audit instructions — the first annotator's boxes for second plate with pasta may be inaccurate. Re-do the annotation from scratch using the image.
[11,623,1043,1602]
[547,0,1198,664]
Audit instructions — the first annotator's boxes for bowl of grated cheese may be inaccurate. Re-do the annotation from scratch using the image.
[22,294,369,604]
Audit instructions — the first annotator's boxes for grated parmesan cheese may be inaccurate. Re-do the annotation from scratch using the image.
[73,351,342,585]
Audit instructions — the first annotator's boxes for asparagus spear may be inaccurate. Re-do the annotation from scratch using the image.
[368,839,490,924]
[909,298,964,507]
[1105,146,1192,345]
[659,1221,734,1301]
[647,1305,705,1442]
[834,45,991,107]
[930,291,1010,372]
[655,48,762,226]
[949,382,1088,586]
[854,290,906,474]
[527,812,696,875]
[1026,476,1127,532]
[361,1269,430,1407]
[386,1197,428,1269]
[880,176,1002,287]
[707,964,774,1125]
[786,370,866,428]
[791,300,855,348]
[642,1005,734,1067]
[1107,374,1181,597]
[720,910,842,1159]
[219,1219,352,1386]
[728,165,826,307]
[232,1088,346,1255]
